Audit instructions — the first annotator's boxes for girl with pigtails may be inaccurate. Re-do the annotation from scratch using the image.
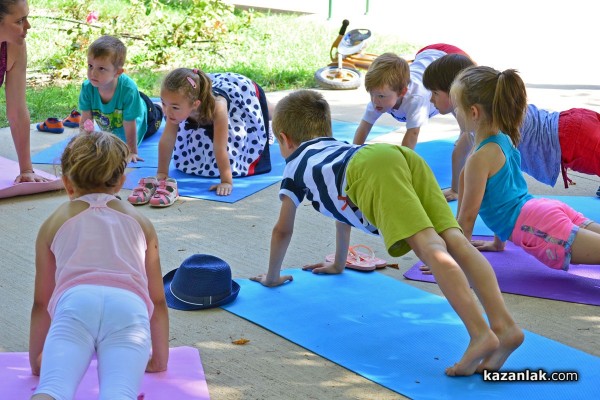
[452,66,600,271]
[128,69,273,206]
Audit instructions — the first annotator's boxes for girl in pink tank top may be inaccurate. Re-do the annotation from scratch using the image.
[29,131,170,399]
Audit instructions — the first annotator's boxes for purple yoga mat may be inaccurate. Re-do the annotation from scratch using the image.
[404,235,600,306]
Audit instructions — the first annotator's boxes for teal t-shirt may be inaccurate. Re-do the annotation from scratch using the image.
[78,74,147,146]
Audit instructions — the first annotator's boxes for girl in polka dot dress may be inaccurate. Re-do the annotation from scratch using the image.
[128,68,272,206]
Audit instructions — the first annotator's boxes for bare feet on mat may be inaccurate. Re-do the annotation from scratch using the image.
[476,324,525,373]
[445,330,499,376]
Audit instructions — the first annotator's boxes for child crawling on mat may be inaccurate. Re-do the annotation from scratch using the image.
[251,89,523,376]
[447,65,600,271]
[423,53,600,200]
[79,35,163,162]
[29,131,169,399]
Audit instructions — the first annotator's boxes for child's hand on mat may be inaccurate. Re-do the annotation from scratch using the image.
[471,239,504,252]
[302,261,345,275]
[443,188,458,202]
[129,153,145,163]
[250,273,293,287]
[209,182,233,196]
[145,356,167,373]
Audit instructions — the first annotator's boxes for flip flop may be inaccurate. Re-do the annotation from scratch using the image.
[36,118,64,134]
[325,244,388,272]
[349,245,388,269]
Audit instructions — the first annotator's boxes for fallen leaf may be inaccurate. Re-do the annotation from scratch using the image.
[232,338,250,345]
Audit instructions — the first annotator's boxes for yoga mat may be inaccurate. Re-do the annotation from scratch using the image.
[0,156,63,199]
[31,120,165,169]
[449,195,600,236]
[30,119,390,170]
[223,269,599,399]
[414,136,454,189]
[123,124,453,204]
[0,346,209,399]
[123,121,395,203]
[405,235,600,306]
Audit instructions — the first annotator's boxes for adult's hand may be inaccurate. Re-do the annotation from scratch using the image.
[15,170,50,183]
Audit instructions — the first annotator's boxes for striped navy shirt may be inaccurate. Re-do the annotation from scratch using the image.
[279,137,379,236]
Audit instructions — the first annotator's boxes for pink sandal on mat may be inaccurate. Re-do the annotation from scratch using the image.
[325,244,388,272]
[149,178,179,207]
[127,177,159,205]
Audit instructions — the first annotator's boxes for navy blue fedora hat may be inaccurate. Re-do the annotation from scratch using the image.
[163,254,240,311]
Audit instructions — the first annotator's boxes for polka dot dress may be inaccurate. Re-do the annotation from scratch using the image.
[172,72,271,177]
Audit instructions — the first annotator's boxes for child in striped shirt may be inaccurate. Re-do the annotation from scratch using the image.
[251,89,523,377]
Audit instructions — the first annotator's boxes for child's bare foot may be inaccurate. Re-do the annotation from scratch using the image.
[446,330,499,376]
[476,324,524,373]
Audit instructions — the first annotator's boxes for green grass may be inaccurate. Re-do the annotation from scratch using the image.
[2,1,417,128]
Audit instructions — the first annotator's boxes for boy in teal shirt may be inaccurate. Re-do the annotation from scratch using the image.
[79,35,162,162]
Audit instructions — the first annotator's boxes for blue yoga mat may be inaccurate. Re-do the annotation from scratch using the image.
[450,195,600,236]
[31,120,165,169]
[123,121,397,203]
[415,136,454,189]
[223,269,599,399]
[30,120,391,169]
[33,121,454,203]
[123,129,453,203]
[124,145,287,203]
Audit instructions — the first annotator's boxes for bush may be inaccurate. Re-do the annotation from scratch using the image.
[30,0,252,81]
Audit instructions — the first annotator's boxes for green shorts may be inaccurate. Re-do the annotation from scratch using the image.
[345,143,460,257]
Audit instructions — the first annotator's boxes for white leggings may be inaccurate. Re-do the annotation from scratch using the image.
[34,285,151,400]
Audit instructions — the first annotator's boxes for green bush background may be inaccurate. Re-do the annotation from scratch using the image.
[0,0,416,127]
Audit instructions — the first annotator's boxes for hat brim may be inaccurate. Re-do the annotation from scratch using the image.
[163,268,241,311]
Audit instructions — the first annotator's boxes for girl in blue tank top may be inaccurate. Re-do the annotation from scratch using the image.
[451,66,600,271]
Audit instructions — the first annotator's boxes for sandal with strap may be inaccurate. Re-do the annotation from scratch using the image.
[325,244,388,272]
[127,177,158,205]
[37,118,64,134]
[149,178,179,207]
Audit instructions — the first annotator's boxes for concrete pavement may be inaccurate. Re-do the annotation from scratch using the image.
[1,4,599,399]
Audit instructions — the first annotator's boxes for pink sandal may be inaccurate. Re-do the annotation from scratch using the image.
[325,244,388,272]
[149,178,179,207]
[127,177,158,205]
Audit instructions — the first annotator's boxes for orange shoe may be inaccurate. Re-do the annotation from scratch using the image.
[63,110,81,128]
[37,118,64,134]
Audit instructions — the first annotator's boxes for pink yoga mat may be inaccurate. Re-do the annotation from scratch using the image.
[0,156,63,199]
[404,235,600,306]
[0,346,210,399]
